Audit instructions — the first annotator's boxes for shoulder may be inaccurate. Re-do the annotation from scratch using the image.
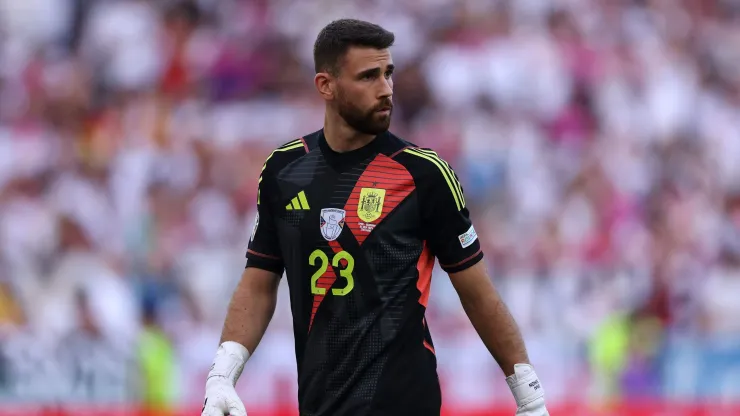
[391,142,466,211]
[261,133,314,175]
[384,132,449,172]
[391,141,458,183]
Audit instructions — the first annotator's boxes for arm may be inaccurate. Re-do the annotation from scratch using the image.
[449,261,528,377]
[202,268,279,416]
[203,165,285,416]
[450,262,547,416]
[410,148,548,415]
[220,267,281,351]
[221,160,286,352]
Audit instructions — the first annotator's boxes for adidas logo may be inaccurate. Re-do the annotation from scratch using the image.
[286,191,310,210]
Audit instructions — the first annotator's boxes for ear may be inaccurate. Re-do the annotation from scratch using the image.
[314,72,335,100]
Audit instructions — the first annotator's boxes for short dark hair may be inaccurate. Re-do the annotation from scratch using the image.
[313,19,395,75]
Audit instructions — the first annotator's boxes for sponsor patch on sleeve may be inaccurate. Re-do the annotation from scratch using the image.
[458,225,478,248]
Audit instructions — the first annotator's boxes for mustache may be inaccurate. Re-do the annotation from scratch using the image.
[374,100,393,111]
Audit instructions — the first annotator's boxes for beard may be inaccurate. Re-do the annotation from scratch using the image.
[336,91,392,136]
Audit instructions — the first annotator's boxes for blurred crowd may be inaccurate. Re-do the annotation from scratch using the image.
[1,0,740,411]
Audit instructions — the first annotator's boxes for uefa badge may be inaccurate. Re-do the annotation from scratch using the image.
[320,208,346,241]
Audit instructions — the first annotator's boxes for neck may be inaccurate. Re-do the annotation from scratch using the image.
[323,111,376,153]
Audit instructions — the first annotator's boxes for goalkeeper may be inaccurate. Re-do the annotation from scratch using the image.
[201,18,549,416]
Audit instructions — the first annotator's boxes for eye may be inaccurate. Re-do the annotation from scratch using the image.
[384,70,393,79]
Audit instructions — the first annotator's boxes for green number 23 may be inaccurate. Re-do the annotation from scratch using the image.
[309,249,355,296]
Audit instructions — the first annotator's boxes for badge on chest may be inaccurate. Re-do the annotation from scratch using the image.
[320,208,346,241]
[358,188,386,223]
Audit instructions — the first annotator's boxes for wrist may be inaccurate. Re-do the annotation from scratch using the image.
[506,363,544,408]
[207,341,251,386]
[205,374,231,389]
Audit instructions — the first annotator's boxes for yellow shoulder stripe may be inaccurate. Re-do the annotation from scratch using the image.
[258,141,305,205]
[403,148,464,211]
[262,142,305,172]
[278,139,302,149]
[414,148,465,208]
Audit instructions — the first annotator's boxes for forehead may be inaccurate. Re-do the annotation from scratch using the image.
[340,47,392,74]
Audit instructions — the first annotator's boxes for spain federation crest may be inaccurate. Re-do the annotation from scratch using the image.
[320,208,346,241]
[358,188,386,223]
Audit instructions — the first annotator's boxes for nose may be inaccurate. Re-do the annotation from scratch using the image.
[378,77,392,98]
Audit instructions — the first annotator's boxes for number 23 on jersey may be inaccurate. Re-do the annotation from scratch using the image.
[309,249,355,296]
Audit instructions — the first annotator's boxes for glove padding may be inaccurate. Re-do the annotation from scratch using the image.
[201,376,248,416]
[506,364,549,416]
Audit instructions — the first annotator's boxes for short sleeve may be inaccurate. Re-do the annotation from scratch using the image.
[245,167,284,274]
[417,151,483,273]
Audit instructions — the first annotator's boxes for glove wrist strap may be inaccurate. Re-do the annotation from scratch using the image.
[506,363,544,408]
[207,341,251,386]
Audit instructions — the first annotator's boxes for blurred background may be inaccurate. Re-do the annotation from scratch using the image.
[1,0,740,415]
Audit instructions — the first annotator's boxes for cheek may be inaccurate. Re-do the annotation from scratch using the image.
[340,84,376,112]
[338,84,359,102]
[346,89,373,109]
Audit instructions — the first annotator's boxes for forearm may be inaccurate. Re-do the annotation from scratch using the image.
[201,268,280,415]
[451,262,548,414]
[219,267,281,354]
[450,262,529,376]
[460,288,529,376]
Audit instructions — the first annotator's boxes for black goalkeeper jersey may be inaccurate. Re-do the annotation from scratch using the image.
[245,129,483,416]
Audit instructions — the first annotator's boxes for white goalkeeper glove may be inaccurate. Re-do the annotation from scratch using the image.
[506,364,549,416]
[201,341,250,416]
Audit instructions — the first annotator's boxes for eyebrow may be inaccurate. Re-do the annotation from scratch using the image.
[356,64,395,79]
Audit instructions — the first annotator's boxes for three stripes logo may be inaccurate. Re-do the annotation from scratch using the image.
[286,191,310,210]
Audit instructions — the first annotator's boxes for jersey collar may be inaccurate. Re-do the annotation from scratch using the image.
[318,129,391,171]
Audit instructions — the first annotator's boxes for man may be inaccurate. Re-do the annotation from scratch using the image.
[201,19,549,416]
